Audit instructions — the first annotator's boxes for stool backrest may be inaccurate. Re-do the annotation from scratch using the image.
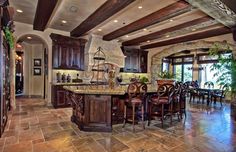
[127,82,147,101]
[204,81,214,88]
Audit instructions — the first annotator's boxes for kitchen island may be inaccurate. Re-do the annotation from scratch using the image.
[64,85,156,132]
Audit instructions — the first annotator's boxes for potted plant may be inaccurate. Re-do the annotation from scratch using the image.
[209,43,236,119]
[140,76,149,84]
[157,70,175,86]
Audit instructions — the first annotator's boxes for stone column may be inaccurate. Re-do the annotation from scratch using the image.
[10,44,16,109]
[231,27,236,120]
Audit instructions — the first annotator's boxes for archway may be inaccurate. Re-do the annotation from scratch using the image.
[16,34,49,99]
[150,40,236,82]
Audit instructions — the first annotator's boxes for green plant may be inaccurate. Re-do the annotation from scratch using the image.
[209,43,236,97]
[158,70,175,79]
[3,26,14,49]
[140,76,149,83]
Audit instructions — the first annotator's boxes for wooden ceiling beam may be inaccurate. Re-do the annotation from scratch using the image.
[122,16,212,46]
[33,0,58,31]
[141,27,231,49]
[103,0,192,41]
[70,0,135,37]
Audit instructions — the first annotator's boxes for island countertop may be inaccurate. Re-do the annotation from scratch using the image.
[63,84,157,95]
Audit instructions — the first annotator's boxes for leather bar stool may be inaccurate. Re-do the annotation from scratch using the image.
[123,82,147,132]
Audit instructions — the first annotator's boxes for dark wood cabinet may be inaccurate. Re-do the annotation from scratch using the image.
[50,33,87,70]
[122,48,148,73]
[51,85,72,108]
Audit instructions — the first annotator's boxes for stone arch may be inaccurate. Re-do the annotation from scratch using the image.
[150,40,236,82]
[16,34,49,51]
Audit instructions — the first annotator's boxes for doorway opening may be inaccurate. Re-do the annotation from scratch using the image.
[16,35,48,99]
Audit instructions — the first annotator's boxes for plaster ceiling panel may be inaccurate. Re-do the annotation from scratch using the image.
[49,0,106,31]
[19,35,45,44]
[9,0,37,24]
[118,9,210,41]
[91,0,178,35]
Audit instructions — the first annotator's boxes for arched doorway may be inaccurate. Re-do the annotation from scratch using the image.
[16,34,48,99]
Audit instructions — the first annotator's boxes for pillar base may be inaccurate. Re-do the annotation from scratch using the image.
[230,100,236,121]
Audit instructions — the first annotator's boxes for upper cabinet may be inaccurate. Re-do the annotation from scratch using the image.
[50,33,87,70]
[122,48,148,73]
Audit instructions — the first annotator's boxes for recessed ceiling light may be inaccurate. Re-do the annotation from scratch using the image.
[61,20,67,24]
[192,28,196,31]
[138,6,142,9]
[147,40,150,43]
[98,29,102,31]
[114,20,118,23]
[169,19,174,22]
[69,6,78,13]
[166,35,170,38]
[143,28,147,31]
[27,36,32,40]
[16,9,23,13]
[126,35,129,38]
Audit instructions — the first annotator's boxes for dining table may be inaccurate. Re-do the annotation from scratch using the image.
[196,87,220,105]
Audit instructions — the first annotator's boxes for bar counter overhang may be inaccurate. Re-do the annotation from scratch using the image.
[64,85,156,132]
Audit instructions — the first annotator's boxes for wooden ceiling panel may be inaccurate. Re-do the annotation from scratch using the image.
[103,1,192,41]
[141,27,231,49]
[122,16,213,46]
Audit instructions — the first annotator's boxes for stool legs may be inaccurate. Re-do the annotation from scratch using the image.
[132,103,135,132]
[141,104,145,129]
[122,104,127,128]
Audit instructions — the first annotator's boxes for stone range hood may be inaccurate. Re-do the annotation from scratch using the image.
[84,34,125,70]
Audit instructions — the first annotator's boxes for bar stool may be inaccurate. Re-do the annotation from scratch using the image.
[123,82,147,132]
[148,84,174,128]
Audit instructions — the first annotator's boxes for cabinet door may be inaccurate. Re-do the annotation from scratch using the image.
[139,51,148,73]
[60,46,70,68]
[52,45,59,68]
[72,47,81,69]
[57,90,66,106]
[86,95,111,125]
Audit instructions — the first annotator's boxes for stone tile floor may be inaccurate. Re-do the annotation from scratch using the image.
[0,98,235,152]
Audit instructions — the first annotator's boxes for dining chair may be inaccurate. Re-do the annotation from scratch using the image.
[148,84,175,128]
[211,84,229,106]
[123,82,147,132]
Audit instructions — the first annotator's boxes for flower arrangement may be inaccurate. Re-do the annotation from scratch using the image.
[158,70,175,79]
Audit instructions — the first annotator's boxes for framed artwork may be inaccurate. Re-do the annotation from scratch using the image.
[33,68,41,75]
[34,59,41,66]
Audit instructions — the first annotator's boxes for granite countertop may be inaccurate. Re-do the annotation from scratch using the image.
[63,85,157,95]
[51,82,91,86]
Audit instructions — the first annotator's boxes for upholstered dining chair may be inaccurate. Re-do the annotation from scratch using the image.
[211,84,229,106]
[123,82,147,132]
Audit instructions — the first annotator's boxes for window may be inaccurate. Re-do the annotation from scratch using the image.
[161,58,170,72]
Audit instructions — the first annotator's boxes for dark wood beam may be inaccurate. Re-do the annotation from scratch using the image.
[232,26,236,42]
[70,0,135,37]
[33,0,58,31]
[103,1,191,41]
[122,16,212,46]
[141,27,231,49]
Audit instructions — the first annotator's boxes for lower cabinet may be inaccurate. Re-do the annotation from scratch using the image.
[51,85,72,108]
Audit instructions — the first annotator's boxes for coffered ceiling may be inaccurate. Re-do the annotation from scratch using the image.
[9,0,235,49]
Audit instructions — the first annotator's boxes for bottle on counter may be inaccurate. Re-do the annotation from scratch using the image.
[62,73,66,83]
[67,74,71,83]
[56,71,61,83]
